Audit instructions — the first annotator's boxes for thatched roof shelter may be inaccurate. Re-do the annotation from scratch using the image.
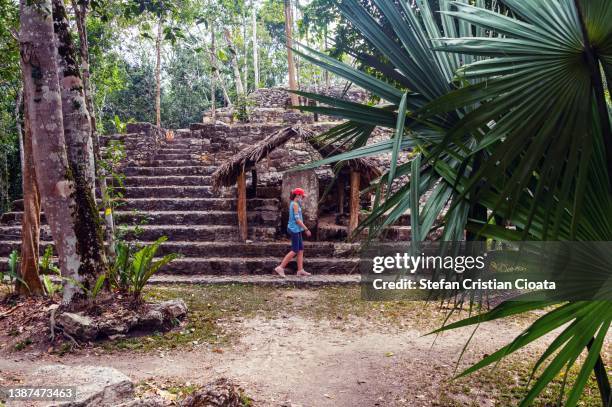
[211,126,382,190]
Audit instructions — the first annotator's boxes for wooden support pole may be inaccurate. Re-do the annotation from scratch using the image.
[337,178,345,215]
[237,170,248,241]
[348,170,360,238]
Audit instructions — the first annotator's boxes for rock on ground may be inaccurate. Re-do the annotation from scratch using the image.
[26,365,134,407]
[55,299,188,342]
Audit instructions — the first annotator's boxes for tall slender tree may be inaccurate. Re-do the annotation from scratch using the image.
[223,27,245,97]
[283,0,298,106]
[252,3,259,89]
[209,20,217,121]
[242,10,248,92]
[155,16,163,128]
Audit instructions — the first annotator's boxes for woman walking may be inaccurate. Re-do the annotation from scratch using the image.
[274,187,312,277]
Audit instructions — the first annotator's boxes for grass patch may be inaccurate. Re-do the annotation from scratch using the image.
[14,338,32,351]
[440,354,608,406]
[99,284,539,353]
[101,284,282,352]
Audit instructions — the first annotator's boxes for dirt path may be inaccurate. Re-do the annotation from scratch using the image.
[0,286,607,406]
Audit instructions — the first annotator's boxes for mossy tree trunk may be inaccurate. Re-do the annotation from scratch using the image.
[71,0,115,254]
[155,17,163,128]
[52,0,108,297]
[284,0,298,107]
[52,0,96,197]
[20,0,107,304]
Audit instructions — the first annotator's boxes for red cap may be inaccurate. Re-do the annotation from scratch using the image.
[292,187,306,196]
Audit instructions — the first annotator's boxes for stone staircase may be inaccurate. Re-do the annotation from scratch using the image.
[0,128,361,277]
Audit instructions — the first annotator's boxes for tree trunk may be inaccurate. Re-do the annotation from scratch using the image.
[53,0,96,197]
[349,171,360,238]
[284,0,298,106]
[223,28,245,97]
[20,0,107,304]
[17,98,44,296]
[209,21,216,122]
[71,0,115,253]
[217,71,232,106]
[252,5,259,89]
[324,25,330,89]
[52,0,108,297]
[242,12,248,92]
[155,18,163,128]
[15,88,24,175]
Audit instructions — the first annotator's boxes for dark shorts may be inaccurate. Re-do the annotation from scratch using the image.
[289,231,304,252]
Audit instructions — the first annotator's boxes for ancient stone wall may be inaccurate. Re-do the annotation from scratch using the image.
[100,122,166,165]
[124,122,166,164]
[202,86,370,125]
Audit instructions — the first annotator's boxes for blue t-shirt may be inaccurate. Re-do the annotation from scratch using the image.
[287,200,304,233]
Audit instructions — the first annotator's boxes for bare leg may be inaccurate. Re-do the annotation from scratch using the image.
[280,251,296,268]
[275,251,296,277]
[297,250,304,271]
[296,251,310,276]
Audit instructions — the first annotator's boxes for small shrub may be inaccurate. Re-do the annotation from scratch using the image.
[232,95,252,122]
[39,246,62,297]
[39,245,60,274]
[42,275,62,297]
[14,338,32,351]
[109,236,179,299]
[112,115,135,134]
[65,274,107,301]
[1,250,26,293]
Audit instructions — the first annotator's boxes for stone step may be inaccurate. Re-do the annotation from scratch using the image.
[144,159,206,167]
[318,223,413,241]
[0,254,358,275]
[0,241,54,256]
[120,210,277,226]
[142,240,357,258]
[155,148,193,155]
[0,240,358,258]
[0,224,278,242]
[113,197,277,211]
[152,153,194,160]
[162,140,191,146]
[121,186,223,199]
[8,197,279,213]
[0,210,278,227]
[118,225,278,242]
[156,256,359,275]
[116,175,211,187]
[149,274,360,286]
[123,166,216,176]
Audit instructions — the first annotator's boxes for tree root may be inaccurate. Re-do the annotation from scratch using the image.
[49,307,80,348]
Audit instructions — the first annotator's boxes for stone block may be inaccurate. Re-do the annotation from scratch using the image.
[30,365,134,407]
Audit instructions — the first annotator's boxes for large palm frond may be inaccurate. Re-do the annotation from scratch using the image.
[293,0,497,242]
[294,0,612,405]
[424,0,612,240]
